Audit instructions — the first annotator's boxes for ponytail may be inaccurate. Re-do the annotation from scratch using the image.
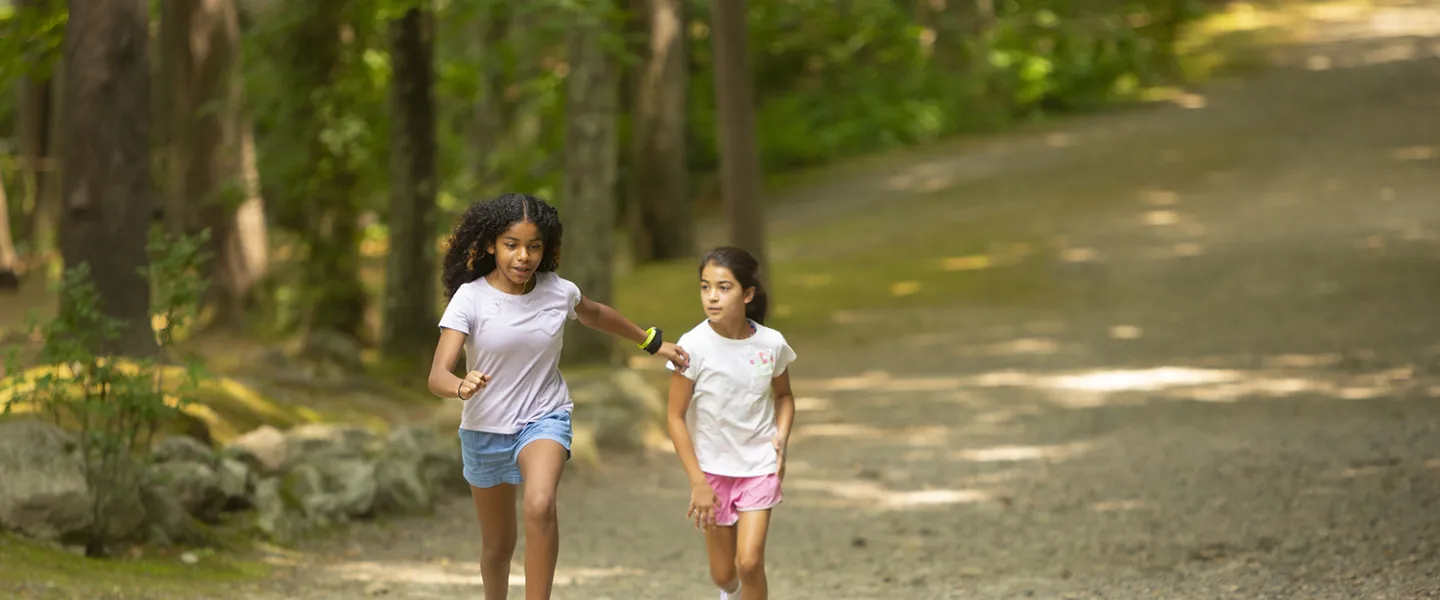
[746,280,769,325]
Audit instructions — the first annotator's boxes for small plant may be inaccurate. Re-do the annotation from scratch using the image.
[2,226,212,555]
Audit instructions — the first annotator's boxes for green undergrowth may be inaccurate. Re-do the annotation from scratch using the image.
[0,533,272,599]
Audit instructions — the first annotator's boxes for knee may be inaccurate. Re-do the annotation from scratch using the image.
[737,553,765,582]
[479,529,516,565]
[522,491,557,528]
[709,564,738,589]
[480,538,515,565]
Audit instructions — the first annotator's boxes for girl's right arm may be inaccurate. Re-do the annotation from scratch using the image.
[666,372,716,529]
[428,328,489,399]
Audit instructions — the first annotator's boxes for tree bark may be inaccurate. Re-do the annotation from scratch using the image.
[381,3,438,365]
[60,0,158,356]
[629,0,693,262]
[562,2,620,366]
[17,0,60,258]
[0,168,19,290]
[292,1,366,338]
[466,1,509,192]
[709,0,768,288]
[159,0,269,326]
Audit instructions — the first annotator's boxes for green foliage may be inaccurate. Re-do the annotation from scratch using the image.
[0,0,67,87]
[2,229,212,551]
[683,0,1208,174]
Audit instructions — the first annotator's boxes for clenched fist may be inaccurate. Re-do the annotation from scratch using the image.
[458,371,492,400]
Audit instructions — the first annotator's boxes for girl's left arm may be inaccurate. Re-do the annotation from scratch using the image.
[574,295,690,370]
[771,368,796,474]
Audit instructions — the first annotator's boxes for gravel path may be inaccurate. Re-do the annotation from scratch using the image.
[242,4,1440,598]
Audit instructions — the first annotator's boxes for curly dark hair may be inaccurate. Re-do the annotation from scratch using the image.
[442,193,564,298]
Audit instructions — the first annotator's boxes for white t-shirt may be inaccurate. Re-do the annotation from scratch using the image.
[667,319,797,477]
[438,272,582,434]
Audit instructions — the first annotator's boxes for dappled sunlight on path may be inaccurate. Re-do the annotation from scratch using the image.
[248,2,1440,598]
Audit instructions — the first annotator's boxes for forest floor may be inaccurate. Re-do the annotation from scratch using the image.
[7,0,1440,598]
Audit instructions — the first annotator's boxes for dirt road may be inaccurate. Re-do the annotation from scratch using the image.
[242,3,1440,598]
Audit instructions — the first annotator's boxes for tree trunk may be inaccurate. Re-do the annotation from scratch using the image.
[159,0,268,326]
[160,0,267,328]
[562,2,620,366]
[219,122,269,322]
[17,0,60,259]
[381,2,438,365]
[709,0,768,288]
[0,168,19,290]
[629,0,693,263]
[293,2,366,339]
[466,1,509,192]
[16,74,51,214]
[60,0,158,357]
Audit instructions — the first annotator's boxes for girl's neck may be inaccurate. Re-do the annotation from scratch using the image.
[486,271,535,296]
[707,317,755,340]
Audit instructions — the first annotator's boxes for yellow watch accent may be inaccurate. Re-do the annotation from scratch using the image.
[638,327,657,349]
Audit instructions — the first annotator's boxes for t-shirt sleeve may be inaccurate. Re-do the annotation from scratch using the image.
[561,276,583,320]
[665,333,702,380]
[772,334,797,377]
[438,285,476,334]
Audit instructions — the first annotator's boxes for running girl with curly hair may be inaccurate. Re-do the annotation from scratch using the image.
[428,192,690,600]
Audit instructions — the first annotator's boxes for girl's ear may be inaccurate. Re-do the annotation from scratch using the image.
[744,286,755,304]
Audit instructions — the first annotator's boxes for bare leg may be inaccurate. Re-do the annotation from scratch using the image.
[516,440,567,600]
[705,524,739,593]
[736,510,772,600]
[471,484,518,600]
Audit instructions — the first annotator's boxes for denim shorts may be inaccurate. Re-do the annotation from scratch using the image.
[458,409,573,489]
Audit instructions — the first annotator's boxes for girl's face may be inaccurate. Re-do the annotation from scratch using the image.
[700,262,753,324]
[487,220,544,287]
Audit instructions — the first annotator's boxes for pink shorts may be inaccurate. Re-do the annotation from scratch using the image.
[705,472,783,526]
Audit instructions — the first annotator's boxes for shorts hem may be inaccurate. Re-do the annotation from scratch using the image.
[464,472,523,489]
[516,433,572,460]
[736,499,782,513]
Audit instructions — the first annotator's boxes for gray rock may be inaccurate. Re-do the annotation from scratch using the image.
[151,435,216,467]
[0,421,93,542]
[253,477,304,541]
[140,478,191,547]
[386,424,466,495]
[224,425,287,475]
[216,457,254,509]
[283,423,381,468]
[283,456,377,522]
[83,454,149,546]
[372,454,433,515]
[146,461,226,522]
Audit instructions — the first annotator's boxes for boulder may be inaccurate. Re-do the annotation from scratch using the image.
[151,435,217,467]
[145,461,226,522]
[224,425,287,475]
[0,421,93,542]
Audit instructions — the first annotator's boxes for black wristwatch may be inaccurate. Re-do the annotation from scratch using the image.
[639,326,664,355]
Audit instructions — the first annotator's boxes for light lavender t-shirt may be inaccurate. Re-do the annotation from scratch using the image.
[438,272,582,434]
